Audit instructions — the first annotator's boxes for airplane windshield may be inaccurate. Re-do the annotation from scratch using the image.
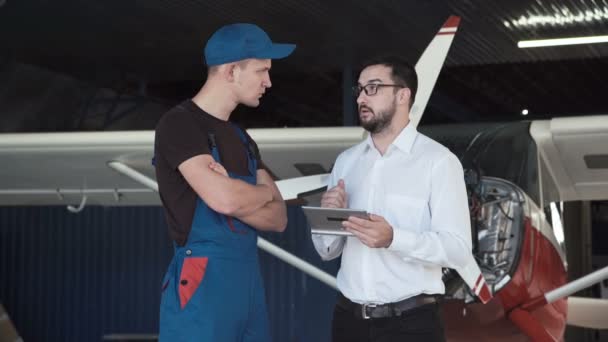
[420,121,540,206]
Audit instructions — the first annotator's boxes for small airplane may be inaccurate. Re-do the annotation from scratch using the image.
[1,16,607,341]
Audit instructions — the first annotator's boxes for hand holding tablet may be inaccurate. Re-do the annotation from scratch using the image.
[302,206,369,236]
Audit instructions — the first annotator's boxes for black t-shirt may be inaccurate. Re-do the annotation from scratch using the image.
[154,100,262,245]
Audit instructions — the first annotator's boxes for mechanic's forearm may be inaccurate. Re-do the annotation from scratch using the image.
[236,199,287,232]
[217,178,273,216]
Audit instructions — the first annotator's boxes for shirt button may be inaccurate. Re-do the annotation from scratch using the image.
[185,249,192,256]
[180,279,188,286]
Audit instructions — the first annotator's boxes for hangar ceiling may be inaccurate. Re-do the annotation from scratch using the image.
[1,0,608,129]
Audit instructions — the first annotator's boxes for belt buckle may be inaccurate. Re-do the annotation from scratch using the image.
[361,303,376,320]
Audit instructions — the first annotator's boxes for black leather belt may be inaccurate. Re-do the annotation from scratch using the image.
[337,293,437,320]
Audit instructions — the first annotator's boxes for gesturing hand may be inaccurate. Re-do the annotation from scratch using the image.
[321,179,347,208]
[343,214,393,248]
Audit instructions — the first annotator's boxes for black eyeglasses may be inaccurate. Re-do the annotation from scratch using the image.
[352,83,405,97]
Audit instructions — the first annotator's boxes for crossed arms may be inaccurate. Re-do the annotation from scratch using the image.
[178,154,287,232]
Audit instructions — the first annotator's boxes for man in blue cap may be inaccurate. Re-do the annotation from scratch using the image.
[154,23,295,341]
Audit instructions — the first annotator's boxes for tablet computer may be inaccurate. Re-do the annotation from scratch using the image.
[302,206,369,236]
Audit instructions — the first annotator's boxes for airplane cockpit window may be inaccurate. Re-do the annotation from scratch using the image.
[421,122,540,206]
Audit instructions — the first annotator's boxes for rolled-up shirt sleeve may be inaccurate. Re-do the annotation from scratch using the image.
[388,153,472,269]
[311,161,347,260]
[312,234,346,261]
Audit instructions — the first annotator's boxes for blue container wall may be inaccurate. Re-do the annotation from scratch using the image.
[0,206,339,342]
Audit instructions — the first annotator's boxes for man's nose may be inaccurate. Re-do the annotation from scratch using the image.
[263,74,272,88]
[356,93,367,106]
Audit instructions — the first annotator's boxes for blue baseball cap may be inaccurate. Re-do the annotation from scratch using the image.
[204,23,296,66]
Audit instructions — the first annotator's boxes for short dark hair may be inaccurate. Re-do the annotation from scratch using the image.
[359,55,418,108]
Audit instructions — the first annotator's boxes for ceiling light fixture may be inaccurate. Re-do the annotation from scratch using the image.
[521,109,529,116]
[504,7,608,29]
[518,35,608,48]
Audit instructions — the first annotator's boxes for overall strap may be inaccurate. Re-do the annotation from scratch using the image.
[230,124,257,176]
[207,132,221,163]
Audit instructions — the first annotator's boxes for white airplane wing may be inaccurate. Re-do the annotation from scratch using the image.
[530,116,608,329]
[567,296,608,329]
[530,115,608,203]
[0,131,157,206]
[0,128,366,206]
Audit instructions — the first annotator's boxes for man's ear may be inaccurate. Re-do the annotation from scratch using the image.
[399,87,411,106]
[220,63,237,82]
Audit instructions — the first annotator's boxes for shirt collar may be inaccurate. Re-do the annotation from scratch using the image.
[392,121,417,154]
[364,133,374,150]
[363,121,418,154]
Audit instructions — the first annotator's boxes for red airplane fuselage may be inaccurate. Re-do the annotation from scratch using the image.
[443,202,568,341]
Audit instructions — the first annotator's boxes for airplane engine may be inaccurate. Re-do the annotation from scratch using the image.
[445,177,526,302]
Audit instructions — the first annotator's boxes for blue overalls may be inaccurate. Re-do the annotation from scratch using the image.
[159,126,270,342]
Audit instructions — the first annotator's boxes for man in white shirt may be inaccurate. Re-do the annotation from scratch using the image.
[313,56,472,342]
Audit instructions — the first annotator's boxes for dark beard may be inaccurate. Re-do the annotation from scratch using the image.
[360,101,396,134]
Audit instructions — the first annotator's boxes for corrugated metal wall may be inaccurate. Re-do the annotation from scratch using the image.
[258,207,339,342]
[0,206,339,342]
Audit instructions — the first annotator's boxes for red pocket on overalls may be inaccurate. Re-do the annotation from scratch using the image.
[178,257,209,309]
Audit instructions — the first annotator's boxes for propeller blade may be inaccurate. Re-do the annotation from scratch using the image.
[276,174,329,201]
[410,15,460,128]
[567,296,608,329]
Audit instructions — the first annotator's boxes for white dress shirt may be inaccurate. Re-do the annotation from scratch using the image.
[312,122,472,305]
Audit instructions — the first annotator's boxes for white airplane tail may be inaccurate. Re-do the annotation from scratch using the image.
[410,16,460,128]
